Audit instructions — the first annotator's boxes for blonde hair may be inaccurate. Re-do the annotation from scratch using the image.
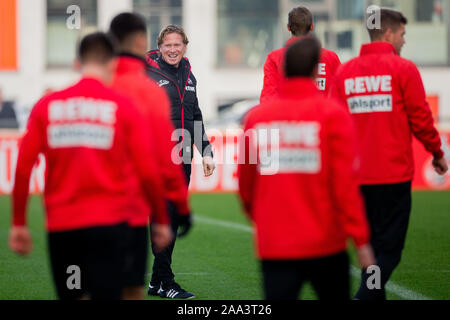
[157,25,189,47]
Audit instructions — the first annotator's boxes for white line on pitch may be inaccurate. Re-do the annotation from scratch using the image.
[194,215,253,233]
[349,266,431,300]
[146,272,210,276]
[195,215,433,301]
[177,272,210,275]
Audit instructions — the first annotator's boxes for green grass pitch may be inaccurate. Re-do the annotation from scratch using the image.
[0,192,449,300]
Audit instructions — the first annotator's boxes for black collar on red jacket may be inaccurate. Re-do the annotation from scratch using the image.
[159,55,183,73]
[146,49,191,71]
[145,50,192,89]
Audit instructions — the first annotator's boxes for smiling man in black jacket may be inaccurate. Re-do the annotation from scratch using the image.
[146,25,215,299]
[146,25,214,184]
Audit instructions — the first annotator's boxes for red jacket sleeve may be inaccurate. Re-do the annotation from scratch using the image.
[237,115,258,218]
[260,53,279,104]
[326,52,342,95]
[328,67,348,108]
[123,100,170,225]
[401,62,443,159]
[330,52,342,73]
[326,105,370,248]
[12,101,46,226]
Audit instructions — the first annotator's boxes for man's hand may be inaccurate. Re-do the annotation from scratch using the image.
[202,156,215,177]
[356,244,376,269]
[9,226,32,256]
[432,156,448,175]
[176,214,193,238]
[151,223,173,253]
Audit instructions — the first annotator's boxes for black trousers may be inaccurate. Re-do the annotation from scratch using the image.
[150,163,191,288]
[123,226,149,287]
[48,223,128,300]
[355,181,412,300]
[261,251,350,300]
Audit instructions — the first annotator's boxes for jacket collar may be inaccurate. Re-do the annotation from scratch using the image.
[360,41,398,56]
[159,55,183,72]
[146,49,191,71]
[116,53,146,74]
[279,77,320,98]
[77,76,106,89]
[145,50,161,69]
[285,36,307,47]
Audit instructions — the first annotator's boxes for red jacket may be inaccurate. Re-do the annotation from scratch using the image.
[260,37,341,103]
[330,42,444,185]
[111,54,190,227]
[239,78,370,260]
[12,77,169,232]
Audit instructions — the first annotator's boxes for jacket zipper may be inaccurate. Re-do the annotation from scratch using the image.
[150,66,192,157]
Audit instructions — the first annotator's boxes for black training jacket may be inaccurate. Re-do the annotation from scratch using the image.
[146,50,212,160]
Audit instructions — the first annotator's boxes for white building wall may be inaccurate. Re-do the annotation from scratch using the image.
[183,0,218,121]
[0,0,48,106]
[0,0,134,107]
[184,0,263,121]
[421,68,450,130]
[0,0,449,129]
[98,0,133,31]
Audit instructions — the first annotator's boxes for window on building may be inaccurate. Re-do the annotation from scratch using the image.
[46,0,98,68]
[133,0,183,50]
[317,0,449,65]
[218,0,280,68]
[337,0,365,19]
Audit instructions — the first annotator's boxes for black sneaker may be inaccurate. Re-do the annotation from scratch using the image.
[148,282,163,296]
[159,282,195,299]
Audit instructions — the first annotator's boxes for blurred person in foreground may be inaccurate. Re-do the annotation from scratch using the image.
[9,32,172,300]
[238,37,375,300]
[260,6,341,103]
[145,25,215,299]
[330,8,448,300]
[109,12,192,300]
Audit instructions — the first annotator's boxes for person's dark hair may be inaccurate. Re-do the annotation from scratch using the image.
[284,37,321,78]
[109,12,147,44]
[77,32,116,64]
[367,8,408,41]
[158,25,189,47]
[288,6,313,36]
